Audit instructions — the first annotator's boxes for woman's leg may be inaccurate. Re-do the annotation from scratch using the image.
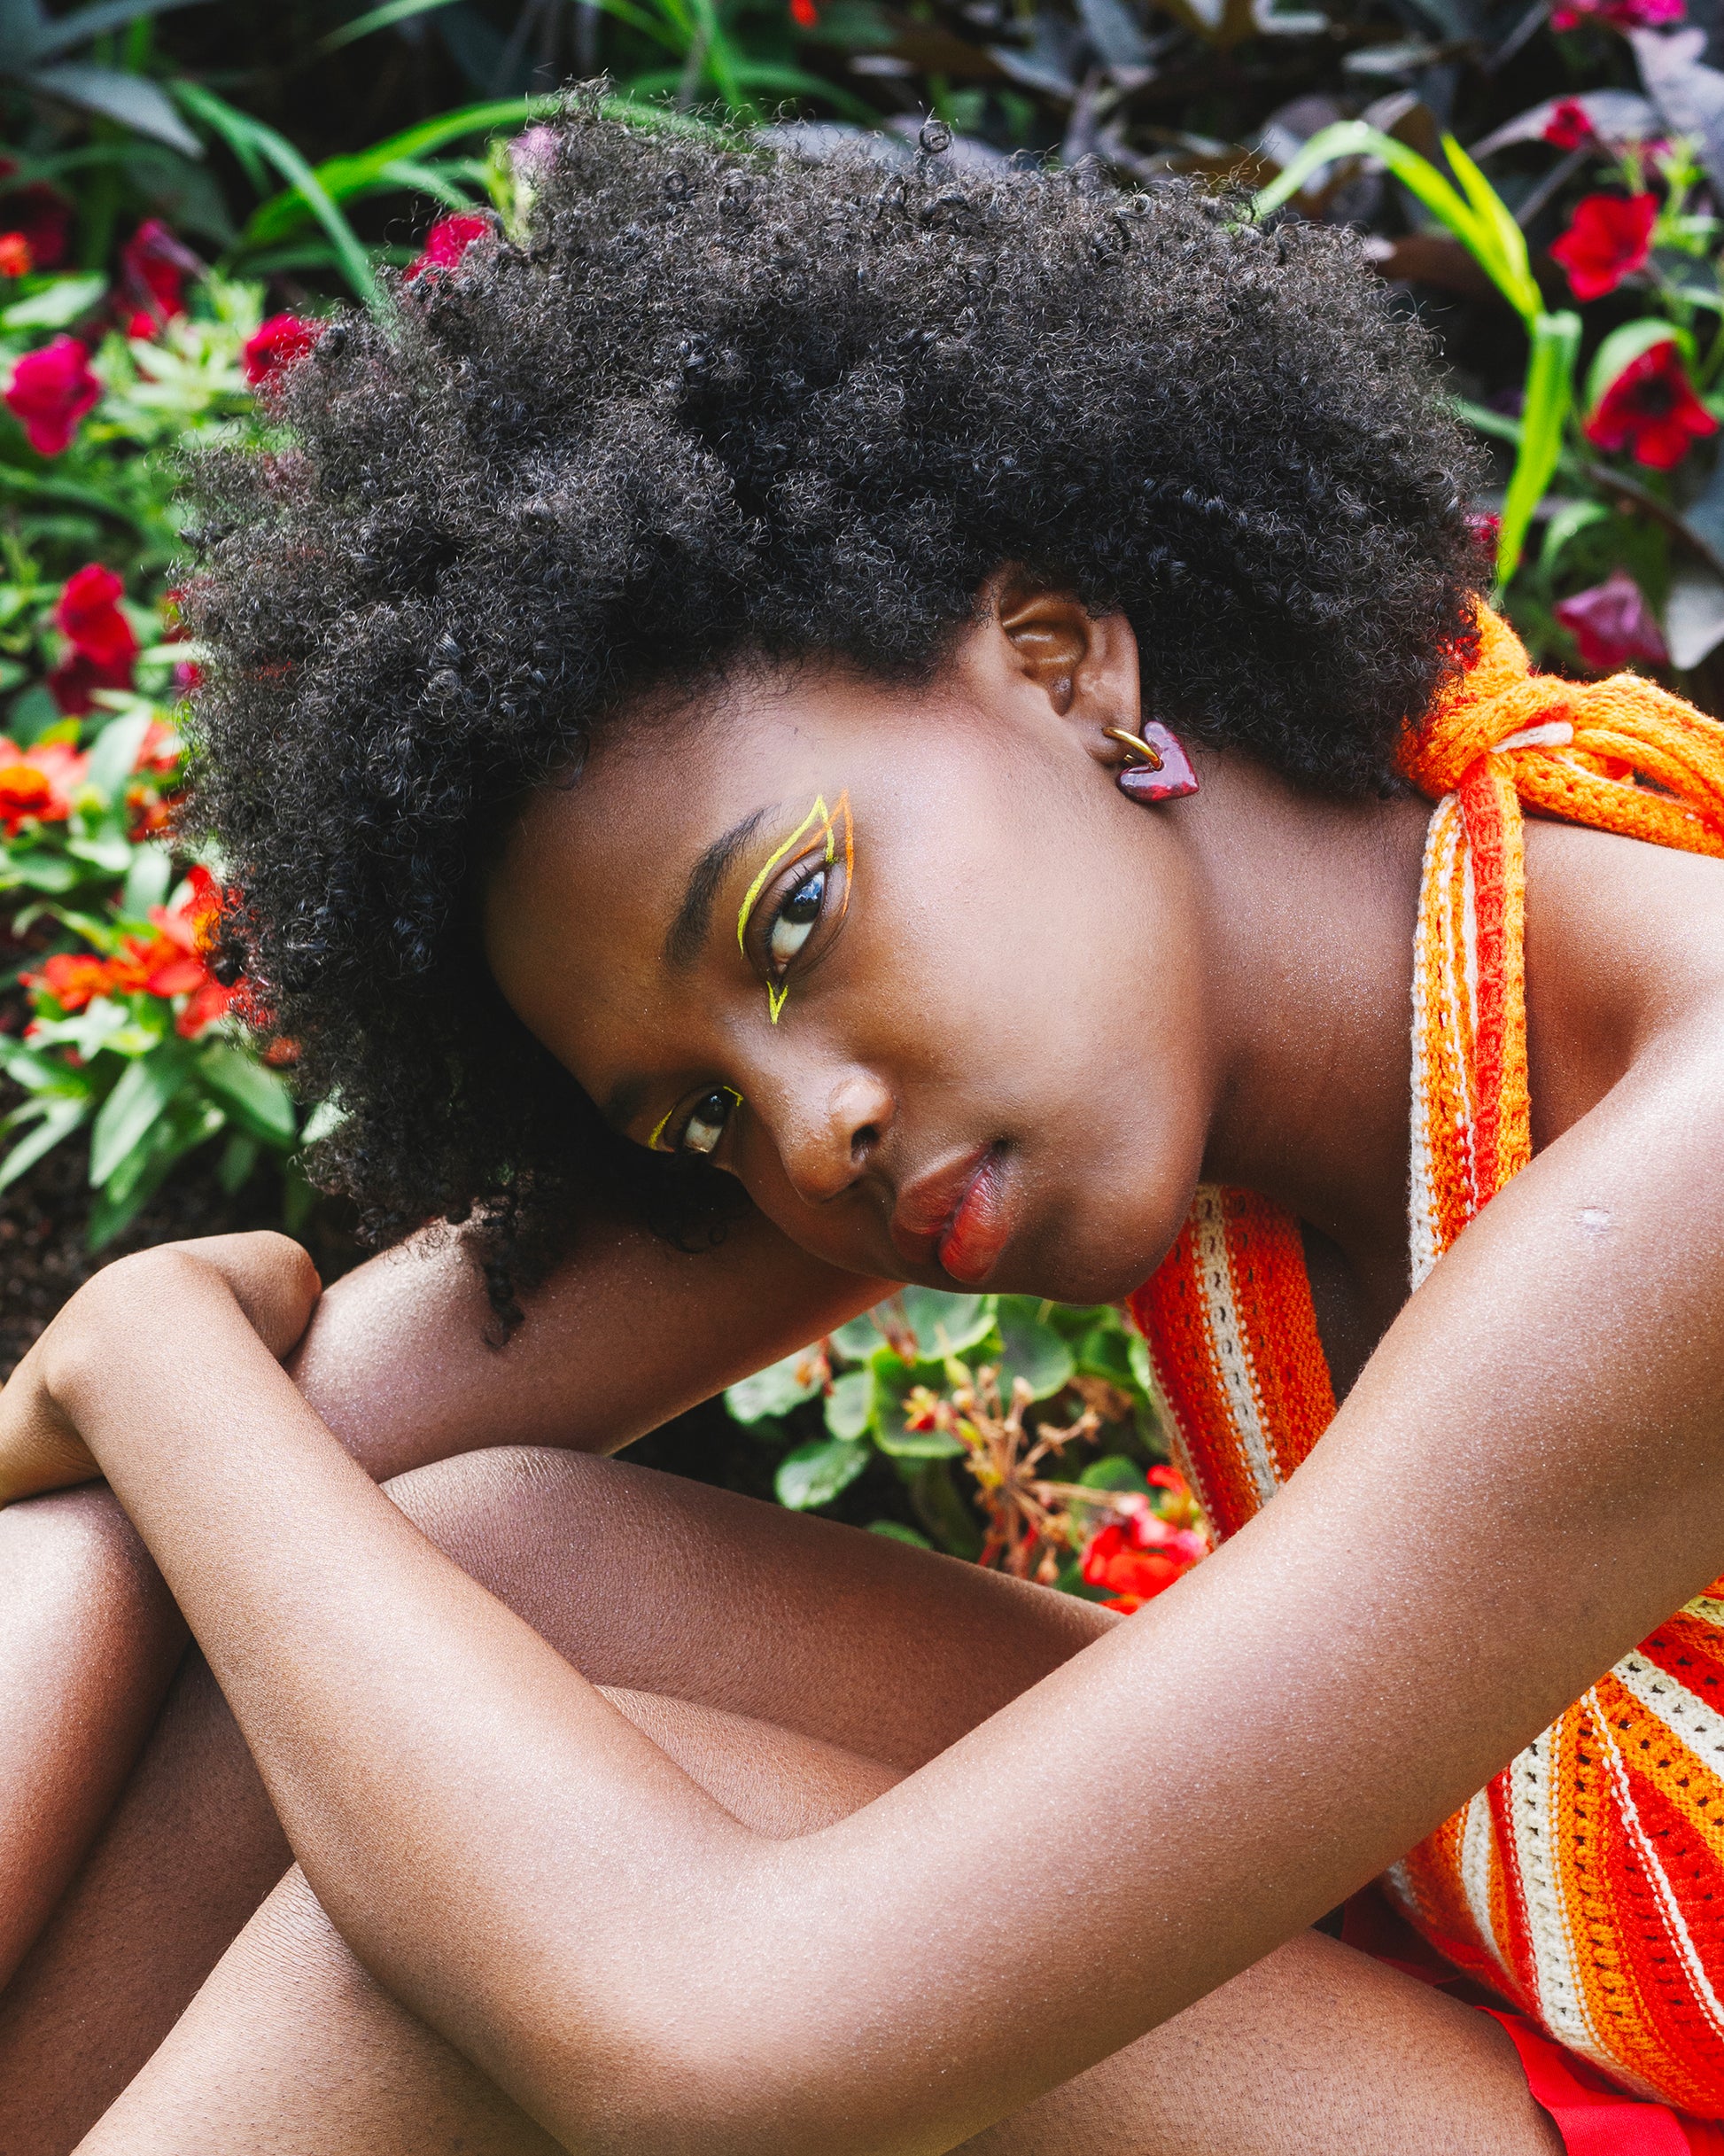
[80,1689,1558,2156]
[4,1445,1560,2155]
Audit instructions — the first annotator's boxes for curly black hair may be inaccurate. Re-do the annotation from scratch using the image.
[183,90,1485,1318]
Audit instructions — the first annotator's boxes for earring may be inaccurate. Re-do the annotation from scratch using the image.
[1104,722,1199,802]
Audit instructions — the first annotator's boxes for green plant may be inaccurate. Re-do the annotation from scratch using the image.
[725,1287,1206,1596]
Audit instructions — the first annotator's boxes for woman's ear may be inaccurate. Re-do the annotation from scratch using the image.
[987,569,1144,767]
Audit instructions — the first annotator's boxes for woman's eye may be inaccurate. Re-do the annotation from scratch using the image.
[768,868,825,972]
[680,1087,734,1156]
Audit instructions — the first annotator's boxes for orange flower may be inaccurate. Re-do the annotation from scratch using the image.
[0,733,88,833]
[22,950,112,1012]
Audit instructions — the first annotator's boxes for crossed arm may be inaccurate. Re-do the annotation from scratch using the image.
[9,1019,1724,2153]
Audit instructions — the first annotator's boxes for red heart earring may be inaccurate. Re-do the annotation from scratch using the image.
[1104,722,1199,802]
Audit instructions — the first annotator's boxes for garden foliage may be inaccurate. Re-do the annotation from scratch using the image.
[10,0,1724,1568]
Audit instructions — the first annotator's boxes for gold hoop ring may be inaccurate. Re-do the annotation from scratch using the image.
[1103,725,1164,773]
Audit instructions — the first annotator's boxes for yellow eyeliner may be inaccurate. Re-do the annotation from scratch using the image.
[734,790,852,1025]
[647,1103,677,1151]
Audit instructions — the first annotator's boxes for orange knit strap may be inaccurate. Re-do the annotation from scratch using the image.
[1397,603,1724,863]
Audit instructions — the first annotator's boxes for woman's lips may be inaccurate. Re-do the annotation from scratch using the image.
[935,1146,1013,1285]
[887,1142,1016,1284]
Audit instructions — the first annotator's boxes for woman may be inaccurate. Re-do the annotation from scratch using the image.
[4,96,1724,2152]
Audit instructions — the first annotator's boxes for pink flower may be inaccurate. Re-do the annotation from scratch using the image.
[405,213,491,281]
[1543,99,1596,149]
[1584,339,1717,468]
[1550,192,1657,301]
[49,562,138,714]
[242,312,318,389]
[1552,0,1682,27]
[1555,569,1669,671]
[4,336,100,455]
[118,218,199,327]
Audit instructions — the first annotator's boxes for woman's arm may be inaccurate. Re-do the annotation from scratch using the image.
[0,1210,884,1991]
[25,1010,1724,2154]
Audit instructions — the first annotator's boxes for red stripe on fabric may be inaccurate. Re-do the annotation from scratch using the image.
[1458,756,1510,1205]
[1127,1230,1254,1541]
[1487,1767,1544,2015]
[1484,2010,1699,2154]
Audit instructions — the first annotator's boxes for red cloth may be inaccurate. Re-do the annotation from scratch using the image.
[1340,1887,1724,2155]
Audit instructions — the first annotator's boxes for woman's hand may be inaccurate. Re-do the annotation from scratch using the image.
[0,1233,321,1508]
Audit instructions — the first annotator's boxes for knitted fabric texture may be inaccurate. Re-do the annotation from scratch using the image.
[1128,604,1724,2113]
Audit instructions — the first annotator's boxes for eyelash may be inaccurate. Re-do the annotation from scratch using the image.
[653,1085,740,1157]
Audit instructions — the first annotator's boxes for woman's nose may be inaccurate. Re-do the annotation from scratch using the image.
[775,1069,895,1206]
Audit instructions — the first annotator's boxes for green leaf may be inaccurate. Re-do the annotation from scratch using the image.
[175,82,382,310]
[726,1343,825,1424]
[217,1131,259,1194]
[831,1306,888,1360]
[86,1096,221,1248]
[0,1093,89,1191]
[27,0,214,64]
[1075,1316,1138,1387]
[82,706,153,806]
[27,63,203,155]
[89,1040,190,1187]
[120,840,172,915]
[0,272,107,330]
[1078,1454,1152,1495]
[1540,498,1611,574]
[871,1350,961,1458]
[197,1040,297,1149]
[867,1520,933,1549]
[775,1435,870,1511]
[318,0,462,55]
[897,1286,995,1359]
[995,1296,1076,1400]
[1499,311,1581,588]
[3,850,82,892]
[823,1367,873,1440]
[1585,317,1688,416]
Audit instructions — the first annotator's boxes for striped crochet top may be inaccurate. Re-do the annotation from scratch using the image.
[1128,604,1724,2113]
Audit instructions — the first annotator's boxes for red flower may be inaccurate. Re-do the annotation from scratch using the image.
[1552,0,1682,26]
[4,336,100,455]
[0,175,70,270]
[405,213,491,281]
[1584,339,1717,468]
[1079,1493,1207,1615]
[0,734,89,833]
[118,218,198,327]
[1542,99,1595,149]
[131,717,182,776]
[0,231,31,277]
[48,563,137,714]
[23,951,112,1014]
[1554,568,1670,671]
[790,0,819,24]
[1550,192,1657,302]
[58,564,137,669]
[242,312,318,389]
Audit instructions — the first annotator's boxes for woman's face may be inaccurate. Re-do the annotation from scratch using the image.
[483,589,1220,1304]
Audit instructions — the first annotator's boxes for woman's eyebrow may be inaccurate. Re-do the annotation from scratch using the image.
[664,806,770,969]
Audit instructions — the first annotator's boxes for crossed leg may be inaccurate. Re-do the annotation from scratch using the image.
[0,1446,1561,2155]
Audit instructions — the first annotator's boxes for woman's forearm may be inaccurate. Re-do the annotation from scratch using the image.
[0,1485,186,1989]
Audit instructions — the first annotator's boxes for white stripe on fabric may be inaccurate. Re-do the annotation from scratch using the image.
[1456,825,1481,1217]
[1408,798,1456,1290]
[1612,1650,1724,1783]
[1679,1593,1724,1631]
[1591,1693,1724,2069]
[1459,1790,1513,1982]
[1507,1731,1612,2067]
[1191,1187,1279,1508]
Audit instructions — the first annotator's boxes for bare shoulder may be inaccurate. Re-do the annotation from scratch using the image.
[1524,819,1724,1153]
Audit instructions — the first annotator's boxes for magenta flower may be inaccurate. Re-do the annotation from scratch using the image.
[243,312,319,390]
[1552,0,1682,28]
[4,336,100,455]
[406,214,492,282]
[1555,569,1669,672]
